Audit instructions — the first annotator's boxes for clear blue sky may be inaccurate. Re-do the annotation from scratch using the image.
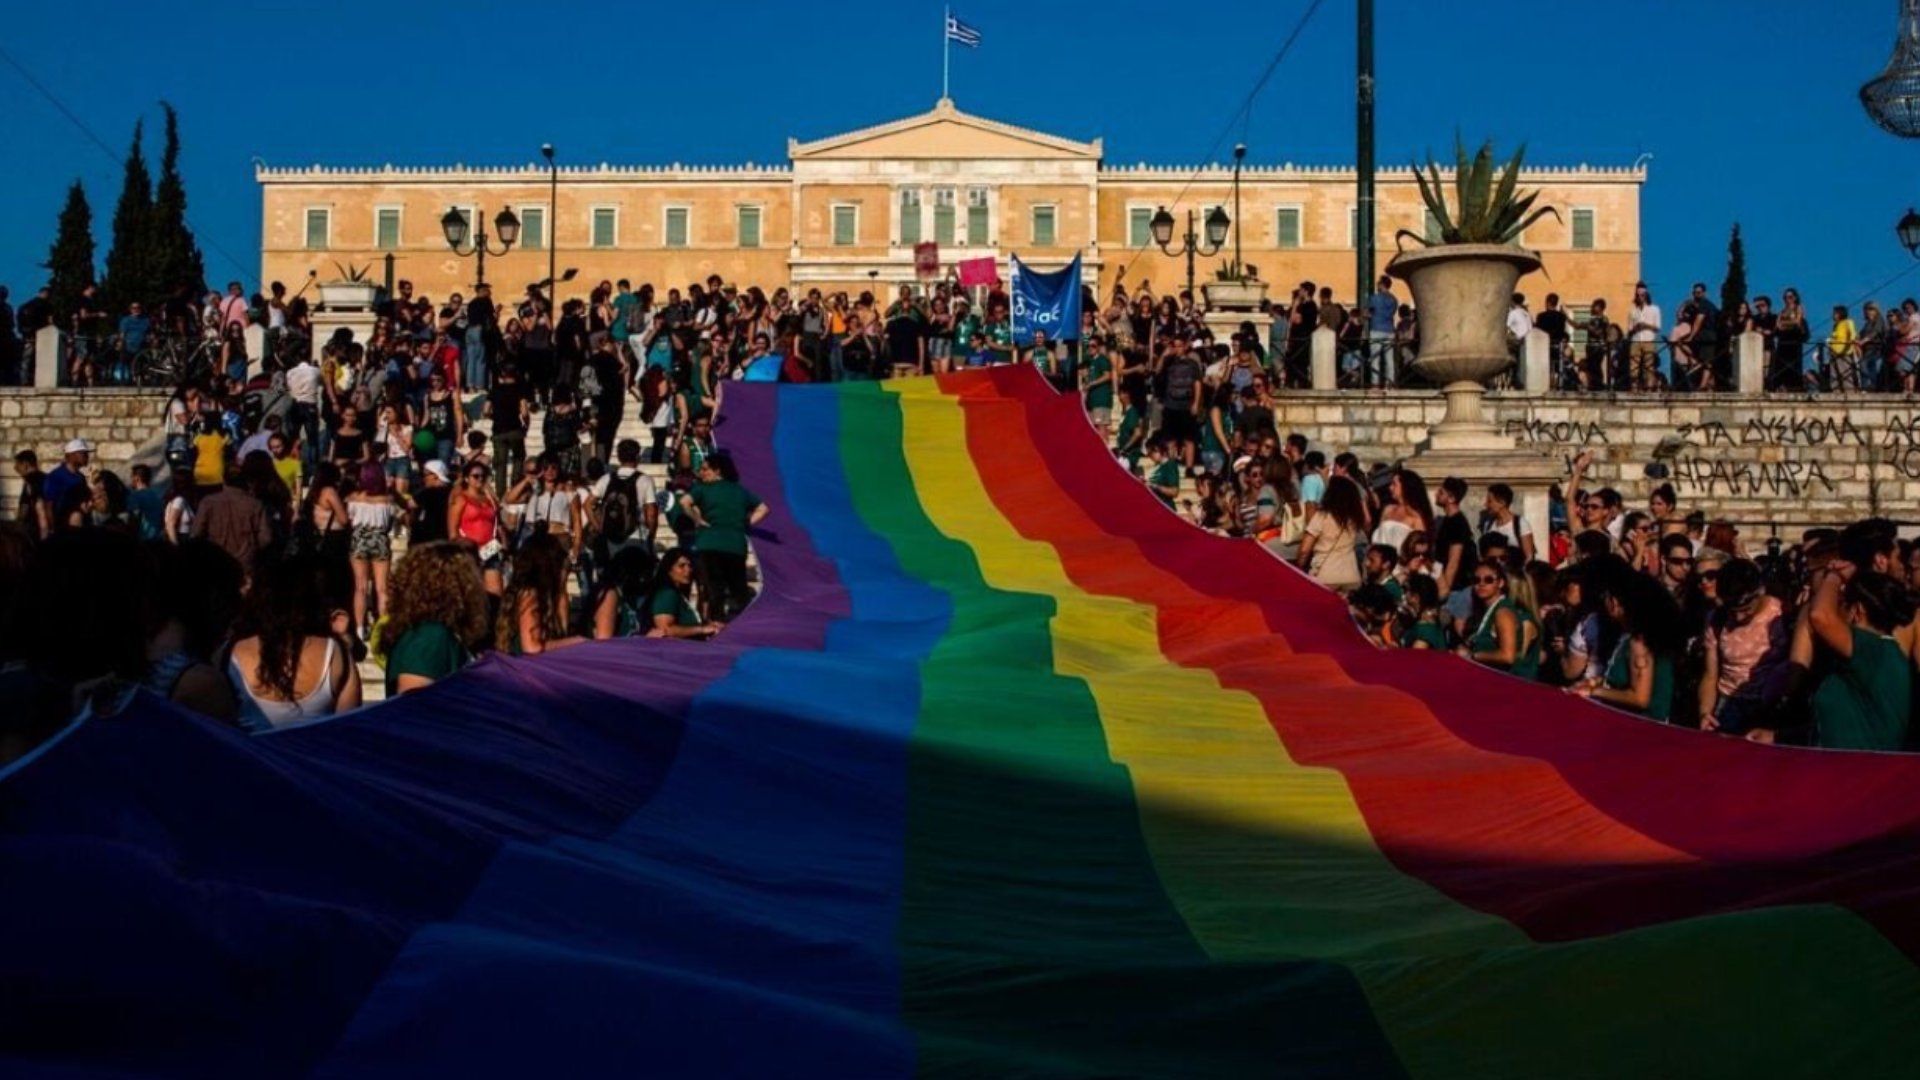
[3,0,1916,310]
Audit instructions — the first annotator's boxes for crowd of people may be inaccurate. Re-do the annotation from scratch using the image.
[2,267,1917,764]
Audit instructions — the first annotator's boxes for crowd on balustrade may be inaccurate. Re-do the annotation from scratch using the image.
[0,269,1916,766]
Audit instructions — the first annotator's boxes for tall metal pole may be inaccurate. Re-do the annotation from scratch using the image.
[1233,144,1245,276]
[542,144,557,311]
[1185,211,1198,300]
[1355,0,1376,311]
[475,220,487,289]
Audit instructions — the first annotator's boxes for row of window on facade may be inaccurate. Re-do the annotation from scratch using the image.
[299,201,1598,253]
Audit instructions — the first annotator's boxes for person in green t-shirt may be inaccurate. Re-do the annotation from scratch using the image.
[951,299,982,353]
[985,306,1015,365]
[1571,572,1684,717]
[678,454,769,623]
[1114,385,1147,471]
[1082,340,1115,434]
[1401,575,1451,651]
[644,547,720,639]
[1364,545,1404,605]
[1144,436,1181,508]
[1802,567,1915,751]
[380,541,489,696]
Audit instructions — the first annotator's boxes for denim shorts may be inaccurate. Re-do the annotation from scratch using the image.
[384,457,411,480]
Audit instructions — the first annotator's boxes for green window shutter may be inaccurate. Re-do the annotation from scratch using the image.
[1276,207,1300,249]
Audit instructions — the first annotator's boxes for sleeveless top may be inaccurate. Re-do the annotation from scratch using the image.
[1469,597,1541,680]
[458,495,498,545]
[228,637,340,732]
[1371,518,1413,555]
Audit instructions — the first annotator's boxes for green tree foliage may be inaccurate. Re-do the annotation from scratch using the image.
[1720,223,1747,318]
[101,120,158,312]
[151,102,206,302]
[43,180,96,326]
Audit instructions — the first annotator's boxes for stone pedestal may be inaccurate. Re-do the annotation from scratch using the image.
[33,326,62,389]
[311,308,377,361]
[244,324,267,375]
[1736,330,1765,393]
[1410,446,1562,561]
[1520,328,1550,394]
[1310,326,1338,389]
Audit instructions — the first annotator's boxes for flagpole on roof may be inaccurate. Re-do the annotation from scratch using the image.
[943,5,951,101]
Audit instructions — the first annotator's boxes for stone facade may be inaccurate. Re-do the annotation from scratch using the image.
[1264,390,1920,537]
[259,98,1643,310]
[0,389,172,517]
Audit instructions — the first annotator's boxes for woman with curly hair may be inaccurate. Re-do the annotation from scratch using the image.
[644,546,720,640]
[381,541,491,696]
[498,531,584,656]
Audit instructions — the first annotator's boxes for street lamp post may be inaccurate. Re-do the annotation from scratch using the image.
[1150,204,1229,301]
[1899,208,1920,256]
[541,143,558,309]
[441,206,521,288]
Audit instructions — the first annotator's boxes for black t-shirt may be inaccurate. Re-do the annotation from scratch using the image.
[1534,309,1569,345]
[885,313,923,365]
[16,470,45,538]
[411,485,451,545]
[1690,300,1720,340]
[489,382,527,435]
[556,315,589,362]
[1291,302,1319,345]
[1437,511,1477,593]
[1751,312,1778,341]
[588,352,623,404]
[1162,355,1203,409]
[468,295,497,331]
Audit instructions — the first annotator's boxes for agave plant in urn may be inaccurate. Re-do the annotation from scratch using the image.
[1387,138,1557,449]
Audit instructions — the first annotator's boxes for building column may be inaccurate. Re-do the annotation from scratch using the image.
[1521,328,1550,394]
[33,326,62,389]
[1310,326,1338,389]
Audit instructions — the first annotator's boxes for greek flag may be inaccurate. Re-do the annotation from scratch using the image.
[946,14,981,47]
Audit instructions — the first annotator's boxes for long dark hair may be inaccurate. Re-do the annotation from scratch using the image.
[303,460,342,521]
[240,550,330,700]
[1394,467,1435,532]
[1319,475,1367,534]
[499,532,569,648]
[647,546,697,601]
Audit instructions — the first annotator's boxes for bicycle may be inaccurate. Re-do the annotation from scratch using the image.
[132,332,220,388]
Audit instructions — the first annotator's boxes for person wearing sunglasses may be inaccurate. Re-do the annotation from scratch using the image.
[1457,558,1541,680]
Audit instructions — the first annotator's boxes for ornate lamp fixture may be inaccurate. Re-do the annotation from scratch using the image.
[1863,0,1920,137]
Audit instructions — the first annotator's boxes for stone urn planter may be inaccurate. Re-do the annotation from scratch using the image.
[1202,279,1269,312]
[1387,243,1539,450]
[317,280,379,311]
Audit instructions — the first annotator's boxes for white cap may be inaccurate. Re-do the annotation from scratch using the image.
[63,438,95,455]
[423,460,451,482]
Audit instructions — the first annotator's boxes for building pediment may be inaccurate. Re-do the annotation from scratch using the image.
[789,98,1100,161]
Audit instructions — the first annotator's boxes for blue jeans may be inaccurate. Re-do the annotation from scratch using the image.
[463,325,488,390]
[291,402,324,472]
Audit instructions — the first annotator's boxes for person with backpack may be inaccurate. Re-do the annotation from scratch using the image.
[591,438,659,563]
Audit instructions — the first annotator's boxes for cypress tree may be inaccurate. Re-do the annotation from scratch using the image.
[43,180,96,326]
[1719,223,1747,317]
[102,119,156,312]
[151,102,206,301]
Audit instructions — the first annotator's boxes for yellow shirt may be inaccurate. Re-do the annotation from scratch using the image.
[274,456,302,499]
[191,432,228,488]
[1831,318,1857,357]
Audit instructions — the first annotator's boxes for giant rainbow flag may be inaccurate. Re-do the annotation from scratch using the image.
[7,367,1920,1077]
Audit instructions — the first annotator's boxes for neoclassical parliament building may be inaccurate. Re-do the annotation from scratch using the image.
[257,98,1644,308]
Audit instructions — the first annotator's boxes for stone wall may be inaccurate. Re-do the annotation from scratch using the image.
[1,384,1913,538]
[1268,390,1920,538]
[0,389,171,517]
